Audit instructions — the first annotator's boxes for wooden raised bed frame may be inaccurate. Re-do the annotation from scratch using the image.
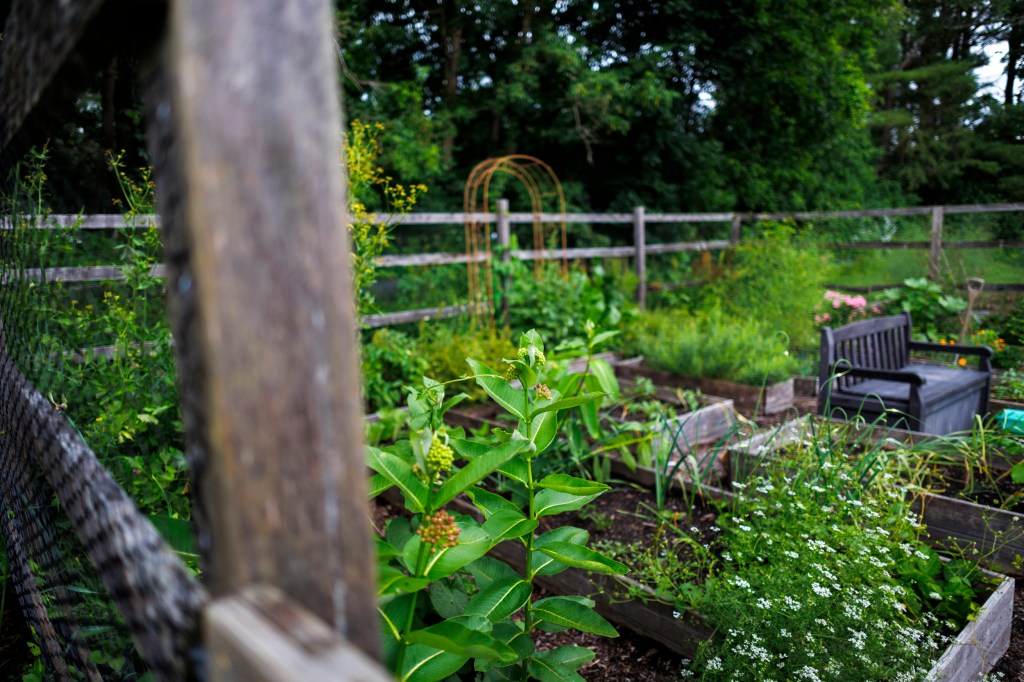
[446,476,1014,681]
[612,356,794,416]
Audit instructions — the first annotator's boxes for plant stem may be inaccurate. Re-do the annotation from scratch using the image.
[522,382,536,638]
[396,536,431,673]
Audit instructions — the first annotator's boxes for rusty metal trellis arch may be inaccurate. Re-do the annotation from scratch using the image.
[463,155,567,325]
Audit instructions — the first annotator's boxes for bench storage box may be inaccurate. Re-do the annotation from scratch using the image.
[817,312,993,435]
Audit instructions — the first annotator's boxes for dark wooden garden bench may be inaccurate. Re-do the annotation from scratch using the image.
[817,312,993,435]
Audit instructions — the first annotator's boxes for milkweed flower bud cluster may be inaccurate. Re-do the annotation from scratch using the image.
[518,347,546,366]
[417,509,460,550]
[426,435,454,474]
[535,383,552,400]
[505,346,547,380]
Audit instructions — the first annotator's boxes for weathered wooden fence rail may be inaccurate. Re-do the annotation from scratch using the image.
[12,201,1024,325]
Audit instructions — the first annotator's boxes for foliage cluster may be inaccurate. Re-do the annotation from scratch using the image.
[369,330,626,681]
[622,308,798,386]
[347,119,428,318]
[696,221,832,350]
[588,416,993,681]
[994,368,1024,402]
[876,278,967,340]
[504,260,634,342]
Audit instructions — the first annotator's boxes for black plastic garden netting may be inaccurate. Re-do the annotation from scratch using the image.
[0,152,205,681]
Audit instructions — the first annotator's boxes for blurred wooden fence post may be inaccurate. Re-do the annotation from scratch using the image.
[930,206,945,282]
[497,198,511,324]
[634,206,646,308]
[730,213,743,245]
[146,0,381,668]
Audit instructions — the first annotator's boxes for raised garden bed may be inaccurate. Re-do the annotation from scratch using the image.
[446,381,739,483]
[729,416,1024,576]
[449,481,1014,682]
[612,356,794,416]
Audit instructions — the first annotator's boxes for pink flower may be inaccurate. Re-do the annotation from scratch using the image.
[832,299,842,308]
[846,295,867,309]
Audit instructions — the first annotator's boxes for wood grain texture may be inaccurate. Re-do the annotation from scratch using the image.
[155,0,378,657]
[206,586,390,682]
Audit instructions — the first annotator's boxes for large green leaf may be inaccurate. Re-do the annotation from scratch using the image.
[482,509,538,544]
[406,621,518,662]
[528,645,595,682]
[435,439,528,508]
[533,527,588,576]
[467,556,520,590]
[467,358,526,420]
[492,622,535,661]
[378,565,431,597]
[589,358,619,401]
[497,457,530,486]
[367,473,393,499]
[467,486,520,519]
[399,644,469,682]
[531,596,618,637]
[589,331,620,352]
[429,578,470,619]
[147,515,198,559]
[529,410,558,454]
[367,447,429,513]
[464,576,532,622]
[536,474,609,496]
[533,489,601,517]
[579,398,600,439]
[536,542,627,575]
[380,594,414,642]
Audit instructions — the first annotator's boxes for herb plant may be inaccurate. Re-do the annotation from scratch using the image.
[622,308,797,385]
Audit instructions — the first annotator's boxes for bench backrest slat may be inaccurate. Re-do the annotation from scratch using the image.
[820,313,913,391]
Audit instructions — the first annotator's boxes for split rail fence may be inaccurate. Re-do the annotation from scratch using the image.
[23,200,1024,327]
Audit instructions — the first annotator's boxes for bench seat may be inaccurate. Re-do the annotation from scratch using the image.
[818,312,993,435]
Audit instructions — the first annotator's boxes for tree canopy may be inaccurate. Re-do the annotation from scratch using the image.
[337,0,1024,214]
[23,1,1024,215]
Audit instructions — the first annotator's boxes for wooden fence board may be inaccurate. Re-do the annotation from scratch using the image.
[154,0,379,656]
[206,586,390,682]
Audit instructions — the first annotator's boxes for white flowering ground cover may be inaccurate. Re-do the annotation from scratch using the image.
[586,445,1002,681]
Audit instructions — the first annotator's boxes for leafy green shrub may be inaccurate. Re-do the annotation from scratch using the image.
[994,368,1024,402]
[997,296,1024,346]
[622,308,798,385]
[877,277,966,341]
[505,260,634,341]
[697,221,832,350]
[361,328,428,412]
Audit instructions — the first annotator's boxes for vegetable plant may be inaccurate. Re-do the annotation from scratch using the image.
[369,330,627,682]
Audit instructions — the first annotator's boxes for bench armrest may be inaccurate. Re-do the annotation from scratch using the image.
[908,340,994,358]
[908,341,993,372]
[828,364,926,386]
